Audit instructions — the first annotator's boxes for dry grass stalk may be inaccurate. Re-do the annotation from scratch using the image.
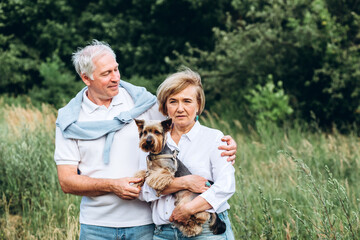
[3,104,56,138]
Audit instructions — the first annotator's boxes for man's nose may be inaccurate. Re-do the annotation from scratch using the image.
[111,71,120,81]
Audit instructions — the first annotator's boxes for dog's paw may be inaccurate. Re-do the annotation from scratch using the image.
[133,170,146,187]
[134,170,147,179]
[146,171,174,193]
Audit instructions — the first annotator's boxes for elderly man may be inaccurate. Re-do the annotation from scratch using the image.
[54,40,237,240]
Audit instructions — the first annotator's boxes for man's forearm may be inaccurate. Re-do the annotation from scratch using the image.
[59,174,113,197]
[57,165,142,200]
[57,165,113,197]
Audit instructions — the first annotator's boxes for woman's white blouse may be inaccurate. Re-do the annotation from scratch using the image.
[139,121,236,225]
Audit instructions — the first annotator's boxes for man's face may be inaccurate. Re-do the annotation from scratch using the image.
[83,52,120,105]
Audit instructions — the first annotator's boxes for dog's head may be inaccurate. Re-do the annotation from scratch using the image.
[135,118,172,154]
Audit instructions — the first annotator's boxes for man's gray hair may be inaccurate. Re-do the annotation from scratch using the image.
[72,40,116,80]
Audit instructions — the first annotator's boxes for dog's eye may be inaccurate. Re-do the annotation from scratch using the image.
[144,130,148,135]
[154,130,161,135]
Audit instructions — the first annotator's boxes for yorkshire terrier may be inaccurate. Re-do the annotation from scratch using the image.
[134,118,226,237]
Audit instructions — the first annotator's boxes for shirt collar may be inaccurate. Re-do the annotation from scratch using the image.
[184,121,201,142]
[167,121,201,144]
[82,89,123,114]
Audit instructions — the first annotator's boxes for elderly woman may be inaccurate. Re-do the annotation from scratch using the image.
[141,68,235,240]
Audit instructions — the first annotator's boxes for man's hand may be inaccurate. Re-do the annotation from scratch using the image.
[219,135,237,165]
[56,165,144,199]
[110,177,143,200]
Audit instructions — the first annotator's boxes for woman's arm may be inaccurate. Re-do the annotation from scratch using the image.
[161,135,237,195]
[169,196,211,224]
[161,175,210,195]
[139,174,210,202]
[170,133,236,223]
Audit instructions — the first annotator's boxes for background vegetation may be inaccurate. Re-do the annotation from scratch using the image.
[0,103,359,239]
[1,0,360,239]
[1,0,360,129]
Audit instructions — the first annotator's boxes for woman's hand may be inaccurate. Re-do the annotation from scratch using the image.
[219,135,237,165]
[169,204,193,224]
[182,175,210,193]
[169,196,212,224]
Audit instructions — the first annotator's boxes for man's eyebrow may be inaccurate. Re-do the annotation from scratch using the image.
[100,65,119,75]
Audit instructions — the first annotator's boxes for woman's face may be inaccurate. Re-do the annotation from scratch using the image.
[166,85,199,130]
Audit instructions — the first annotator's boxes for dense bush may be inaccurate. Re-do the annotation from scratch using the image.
[167,0,360,129]
[0,0,232,108]
[245,76,293,124]
[1,0,360,128]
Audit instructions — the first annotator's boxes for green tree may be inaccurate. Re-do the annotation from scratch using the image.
[29,55,83,108]
[0,0,233,105]
[0,0,84,98]
[167,0,360,128]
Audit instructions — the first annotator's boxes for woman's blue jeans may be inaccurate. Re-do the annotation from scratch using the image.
[153,211,235,240]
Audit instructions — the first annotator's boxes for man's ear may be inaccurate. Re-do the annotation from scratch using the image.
[81,73,91,86]
[134,119,145,132]
[161,118,172,133]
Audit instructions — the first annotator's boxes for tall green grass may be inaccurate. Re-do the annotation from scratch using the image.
[0,104,359,239]
[0,102,80,239]
[201,114,360,239]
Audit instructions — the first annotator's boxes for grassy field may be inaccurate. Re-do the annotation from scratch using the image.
[0,103,359,239]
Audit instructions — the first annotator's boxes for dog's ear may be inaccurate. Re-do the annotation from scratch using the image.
[161,118,172,133]
[134,119,145,132]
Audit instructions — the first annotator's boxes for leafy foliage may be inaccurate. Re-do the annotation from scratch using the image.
[245,76,293,124]
[0,0,232,105]
[1,0,360,127]
[167,0,360,129]
[29,55,83,109]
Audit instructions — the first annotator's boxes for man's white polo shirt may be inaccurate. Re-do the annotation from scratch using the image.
[54,87,164,228]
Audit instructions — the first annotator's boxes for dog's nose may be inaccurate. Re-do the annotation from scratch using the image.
[146,136,152,144]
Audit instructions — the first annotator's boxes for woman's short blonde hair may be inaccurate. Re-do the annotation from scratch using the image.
[157,67,205,116]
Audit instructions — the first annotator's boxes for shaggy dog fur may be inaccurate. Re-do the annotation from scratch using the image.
[134,118,226,237]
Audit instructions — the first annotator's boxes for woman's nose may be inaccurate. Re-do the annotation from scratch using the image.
[177,103,184,111]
